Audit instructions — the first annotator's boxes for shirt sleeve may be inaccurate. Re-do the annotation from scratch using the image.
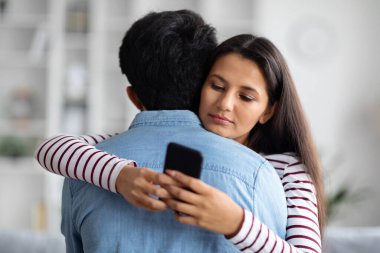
[227,159,321,253]
[34,134,136,193]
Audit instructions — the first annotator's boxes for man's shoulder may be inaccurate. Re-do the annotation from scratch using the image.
[104,125,265,159]
[176,131,269,170]
[94,122,269,172]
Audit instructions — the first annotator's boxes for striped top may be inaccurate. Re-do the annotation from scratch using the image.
[34,134,321,253]
[229,153,321,253]
[34,134,134,193]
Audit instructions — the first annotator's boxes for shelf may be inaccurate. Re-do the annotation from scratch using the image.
[1,0,48,29]
[0,50,47,69]
[0,25,38,51]
[0,157,44,175]
[104,0,199,33]
[0,166,44,175]
[104,16,136,33]
[0,14,48,28]
[65,32,89,50]
[0,156,46,231]
[0,119,46,138]
[0,67,47,100]
[106,0,200,18]
[6,0,48,15]
[105,0,134,14]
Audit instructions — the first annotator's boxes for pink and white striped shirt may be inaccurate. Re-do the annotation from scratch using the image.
[34,134,135,193]
[34,134,321,253]
[229,154,321,253]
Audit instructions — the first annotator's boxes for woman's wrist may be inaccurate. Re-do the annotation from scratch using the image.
[115,164,135,193]
[225,207,245,239]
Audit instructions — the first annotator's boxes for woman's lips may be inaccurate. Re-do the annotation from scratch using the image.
[208,113,233,125]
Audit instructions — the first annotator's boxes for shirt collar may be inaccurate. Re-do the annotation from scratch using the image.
[129,110,202,128]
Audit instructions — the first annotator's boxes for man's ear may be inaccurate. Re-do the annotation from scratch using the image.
[259,103,277,124]
[126,86,144,111]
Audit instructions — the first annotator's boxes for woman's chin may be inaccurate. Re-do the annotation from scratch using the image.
[204,124,231,139]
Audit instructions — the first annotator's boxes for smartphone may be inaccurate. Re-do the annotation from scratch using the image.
[163,142,203,179]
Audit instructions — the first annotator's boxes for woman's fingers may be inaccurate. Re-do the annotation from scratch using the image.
[136,176,170,199]
[117,167,170,211]
[174,212,199,227]
[165,170,210,194]
[133,193,167,211]
[160,170,245,235]
[156,172,184,187]
[163,184,200,203]
[164,198,198,216]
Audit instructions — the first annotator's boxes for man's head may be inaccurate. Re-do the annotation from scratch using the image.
[119,10,217,112]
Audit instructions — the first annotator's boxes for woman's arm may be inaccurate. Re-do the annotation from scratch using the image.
[34,134,172,211]
[34,134,131,192]
[159,161,321,253]
[229,157,322,253]
[227,182,321,253]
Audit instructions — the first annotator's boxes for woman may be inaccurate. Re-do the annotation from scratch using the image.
[35,34,324,253]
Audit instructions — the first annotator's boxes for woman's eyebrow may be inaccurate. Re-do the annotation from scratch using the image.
[209,74,228,85]
[241,85,259,94]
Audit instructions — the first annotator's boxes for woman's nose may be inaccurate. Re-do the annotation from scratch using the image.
[217,93,234,111]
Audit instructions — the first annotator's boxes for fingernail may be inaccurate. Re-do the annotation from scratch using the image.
[165,169,175,176]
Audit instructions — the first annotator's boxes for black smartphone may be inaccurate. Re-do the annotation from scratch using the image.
[163,142,203,179]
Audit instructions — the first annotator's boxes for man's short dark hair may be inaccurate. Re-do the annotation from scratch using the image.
[119,10,217,111]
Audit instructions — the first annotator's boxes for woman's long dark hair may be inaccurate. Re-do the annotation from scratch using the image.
[206,34,325,233]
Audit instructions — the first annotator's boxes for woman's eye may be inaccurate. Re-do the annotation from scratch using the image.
[210,83,224,91]
[240,94,255,102]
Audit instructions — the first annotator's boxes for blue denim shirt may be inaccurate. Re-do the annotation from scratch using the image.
[62,110,287,253]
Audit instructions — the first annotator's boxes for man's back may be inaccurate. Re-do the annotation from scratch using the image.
[62,111,287,252]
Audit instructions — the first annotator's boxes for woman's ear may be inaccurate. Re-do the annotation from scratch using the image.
[126,86,144,111]
[259,103,277,124]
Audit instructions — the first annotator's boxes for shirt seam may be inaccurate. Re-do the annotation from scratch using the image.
[129,120,202,129]
[205,165,256,187]
[251,159,267,211]
[68,180,80,234]
[136,161,257,189]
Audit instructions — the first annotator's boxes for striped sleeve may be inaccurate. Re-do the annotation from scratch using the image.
[227,153,321,253]
[34,134,136,193]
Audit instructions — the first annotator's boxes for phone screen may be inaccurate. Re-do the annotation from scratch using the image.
[163,142,203,178]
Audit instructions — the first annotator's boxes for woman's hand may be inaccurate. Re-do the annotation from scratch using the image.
[116,165,175,211]
[158,170,244,236]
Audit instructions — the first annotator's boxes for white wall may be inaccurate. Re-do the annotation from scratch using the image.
[253,0,380,226]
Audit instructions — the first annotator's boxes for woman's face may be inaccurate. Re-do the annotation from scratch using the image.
[199,53,274,144]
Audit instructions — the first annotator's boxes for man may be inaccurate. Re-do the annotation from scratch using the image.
[62,10,287,252]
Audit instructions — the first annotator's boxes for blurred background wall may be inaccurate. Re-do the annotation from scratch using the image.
[253,0,380,227]
[0,0,379,238]
[204,1,380,228]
